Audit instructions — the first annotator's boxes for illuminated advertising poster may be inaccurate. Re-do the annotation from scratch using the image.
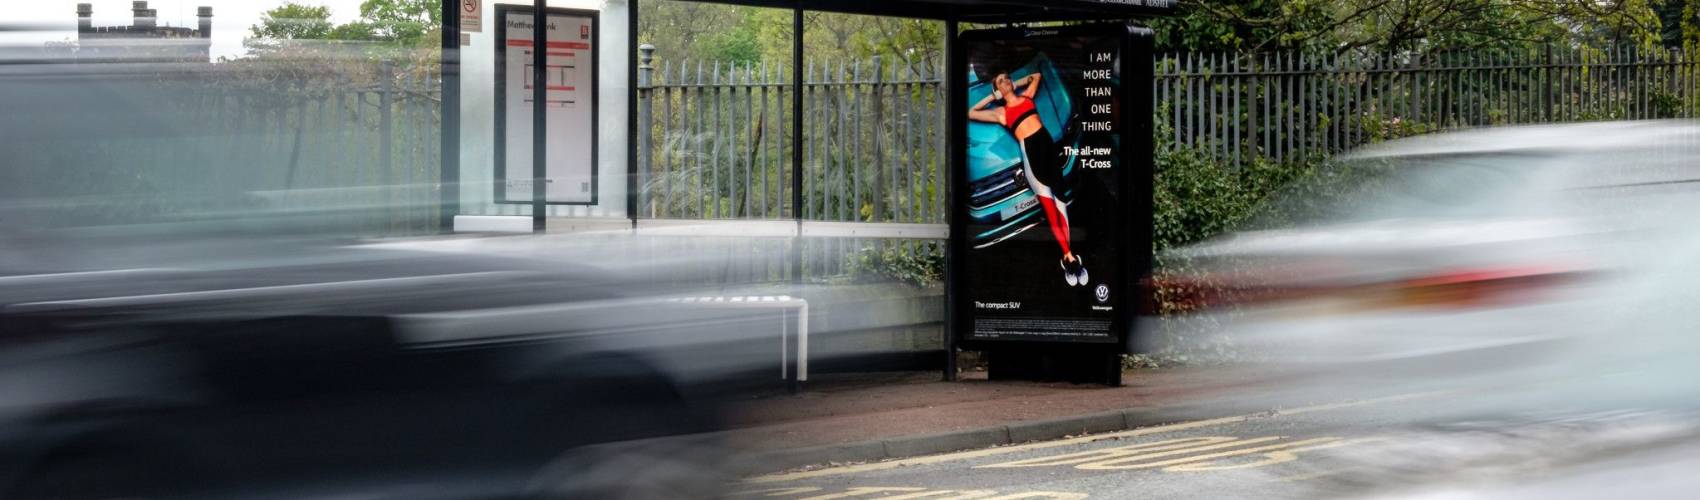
[496,6,598,205]
[956,24,1152,345]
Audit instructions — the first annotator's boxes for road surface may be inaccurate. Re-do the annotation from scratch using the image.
[735,360,1700,499]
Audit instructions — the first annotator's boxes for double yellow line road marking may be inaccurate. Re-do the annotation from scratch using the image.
[980,435,1386,472]
[747,391,1444,484]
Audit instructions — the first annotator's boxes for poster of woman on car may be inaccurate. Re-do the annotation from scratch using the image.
[957,24,1150,346]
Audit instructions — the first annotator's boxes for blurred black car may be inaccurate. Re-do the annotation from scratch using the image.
[0,233,764,499]
[0,30,871,500]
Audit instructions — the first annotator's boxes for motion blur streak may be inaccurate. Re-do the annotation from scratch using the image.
[16,4,1700,498]
[1147,121,1700,498]
[0,26,918,499]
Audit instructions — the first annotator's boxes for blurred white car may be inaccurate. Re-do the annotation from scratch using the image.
[1151,121,1700,366]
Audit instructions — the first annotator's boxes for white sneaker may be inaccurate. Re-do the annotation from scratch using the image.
[1074,256,1088,286]
[1062,258,1079,287]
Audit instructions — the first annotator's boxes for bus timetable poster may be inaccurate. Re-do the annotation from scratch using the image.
[495,6,598,205]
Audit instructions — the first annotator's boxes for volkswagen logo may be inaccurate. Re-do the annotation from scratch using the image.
[1094,284,1110,303]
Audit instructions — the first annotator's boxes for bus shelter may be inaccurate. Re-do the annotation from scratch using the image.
[438,0,1175,384]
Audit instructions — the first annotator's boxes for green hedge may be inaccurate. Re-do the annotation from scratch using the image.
[1153,147,1325,253]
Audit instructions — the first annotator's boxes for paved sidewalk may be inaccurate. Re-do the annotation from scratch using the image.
[718,365,1320,472]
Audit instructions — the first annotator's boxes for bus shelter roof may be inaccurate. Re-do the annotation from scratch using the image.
[671,0,1175,22]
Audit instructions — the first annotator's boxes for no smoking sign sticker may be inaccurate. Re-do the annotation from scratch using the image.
[460,0,482,33]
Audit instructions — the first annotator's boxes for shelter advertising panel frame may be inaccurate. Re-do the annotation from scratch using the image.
[950,22,1153,354]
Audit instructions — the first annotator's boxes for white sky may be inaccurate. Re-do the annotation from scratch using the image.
[5,0,370,60]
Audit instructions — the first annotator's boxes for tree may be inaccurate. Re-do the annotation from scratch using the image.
[356,0,443,47]
[699,18,763,65]
[250,3,334,40]
[639,1,747,63]
[245,3,335,55]
[1653,0,1700,52]
[247,0,441,54]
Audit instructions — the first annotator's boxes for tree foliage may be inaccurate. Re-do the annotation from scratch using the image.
[249,4,336,42]
[242,0,1700,62]
[1663,0,1700,53]
[1148,0,1663,54]
[631,0,1681,70]
[355,0,443,46]
[247,0,442,56]
[238,0,442,91]
[638,1,943,71]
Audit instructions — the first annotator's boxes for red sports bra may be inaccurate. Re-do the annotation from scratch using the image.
[1003,98,1038,129]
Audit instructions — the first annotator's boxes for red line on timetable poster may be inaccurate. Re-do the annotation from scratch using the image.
[519,50,576,59]
[522,98,578,105]
[505,40,591,49]
[521,82,578,91]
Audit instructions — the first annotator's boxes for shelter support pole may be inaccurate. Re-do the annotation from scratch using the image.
[943,19,961,382]
[628,0,642,227]
[532,0,548,232]
[789,4,806,393]
[440,0,460,233]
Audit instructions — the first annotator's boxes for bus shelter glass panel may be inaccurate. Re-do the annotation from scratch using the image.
[636,0,796,221]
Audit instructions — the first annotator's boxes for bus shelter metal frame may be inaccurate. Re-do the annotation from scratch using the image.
[439,0,1175,382]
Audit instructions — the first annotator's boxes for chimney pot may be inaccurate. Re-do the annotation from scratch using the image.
[134,6,157,29]
[197,6,213,40]
[77,3,93,34]
[132,1,149,28]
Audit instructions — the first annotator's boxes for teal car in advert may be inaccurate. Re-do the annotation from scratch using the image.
[966,54,1080,248]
